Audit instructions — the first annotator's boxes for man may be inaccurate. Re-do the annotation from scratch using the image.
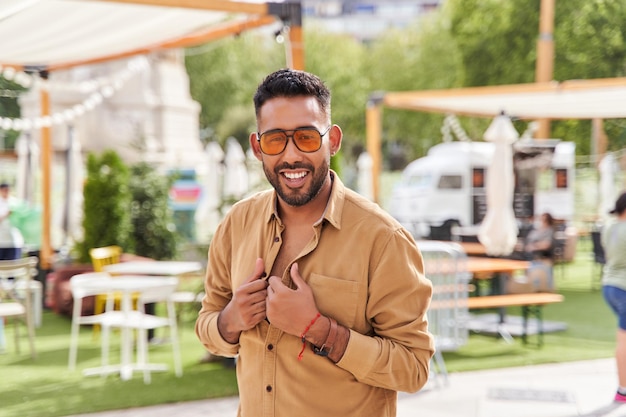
[196,69,434,417]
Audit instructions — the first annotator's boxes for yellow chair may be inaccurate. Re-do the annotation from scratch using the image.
[89,246,126,335]
[89,245,122,273]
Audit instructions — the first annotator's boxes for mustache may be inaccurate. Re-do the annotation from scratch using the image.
[275,162,314,172]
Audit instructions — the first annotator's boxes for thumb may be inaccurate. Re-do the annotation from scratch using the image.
[247,257,266,283]
[289,263,305,289]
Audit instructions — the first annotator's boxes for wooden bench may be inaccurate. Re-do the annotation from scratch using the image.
[466,292,564,346]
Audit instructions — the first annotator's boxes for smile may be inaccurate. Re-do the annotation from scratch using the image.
[283,171,307,180]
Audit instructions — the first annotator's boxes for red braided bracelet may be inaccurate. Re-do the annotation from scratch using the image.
[298,312,321,361]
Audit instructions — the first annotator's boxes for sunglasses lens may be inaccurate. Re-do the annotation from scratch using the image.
[260,131,288,155]
[293,129,322,152]
[259,128,324,155]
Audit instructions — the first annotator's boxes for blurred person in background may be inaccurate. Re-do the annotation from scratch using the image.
[601,191,626,403]
[0,183,23,261]
[524,212,556,260]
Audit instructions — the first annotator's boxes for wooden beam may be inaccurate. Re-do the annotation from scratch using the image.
[366,95,384,204]
[288,24,305,70]
[39,82,53,270]
[535,0,555,138]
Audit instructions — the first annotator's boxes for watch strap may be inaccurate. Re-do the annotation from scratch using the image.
[313,317,337,357]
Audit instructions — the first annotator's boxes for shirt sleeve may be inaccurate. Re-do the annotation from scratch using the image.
[195,217,241,357]
[335,228,435,393]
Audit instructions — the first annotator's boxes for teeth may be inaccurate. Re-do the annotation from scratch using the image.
[284,171,306,179]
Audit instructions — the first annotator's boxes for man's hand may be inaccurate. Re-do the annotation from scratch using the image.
[217,258,268,343]
[266,263,319,337]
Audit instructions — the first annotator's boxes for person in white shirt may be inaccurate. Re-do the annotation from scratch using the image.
[0,183,24,260]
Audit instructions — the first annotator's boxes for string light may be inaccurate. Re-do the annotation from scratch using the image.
[0,56,149,131]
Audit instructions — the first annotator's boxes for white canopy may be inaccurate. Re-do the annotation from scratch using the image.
[0,0,285,71]
[0,0,300,269]
[382,77,626,120]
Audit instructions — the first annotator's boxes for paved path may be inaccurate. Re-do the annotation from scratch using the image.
[68,358,624,417]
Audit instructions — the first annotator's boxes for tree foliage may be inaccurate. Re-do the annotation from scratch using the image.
[74,150,132,263]
[0,78,25,149]
[128,162,178,260]
[443,0,626,152]
[184,1,626,167]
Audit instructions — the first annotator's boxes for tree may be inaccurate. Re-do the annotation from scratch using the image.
[443,0,626,152]
[303,27,370,160]
[184,1,626,164]
[73,150,132,263]
[185,34,284,150]
[128,162,179,260]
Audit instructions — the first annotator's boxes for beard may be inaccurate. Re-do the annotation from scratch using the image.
[263,158,329,207]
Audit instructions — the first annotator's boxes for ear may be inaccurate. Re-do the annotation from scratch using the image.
[329,124,342,156]
[249,132,263,161]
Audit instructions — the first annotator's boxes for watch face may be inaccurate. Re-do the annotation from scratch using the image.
[312,345,329,357]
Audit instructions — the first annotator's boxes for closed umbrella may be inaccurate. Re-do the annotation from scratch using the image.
[194,141,224,240]
[63,128,85,244]
[14,133,38,204]
[598,153,615,220]
[356,151,374,200]
[223,137,249,201]
[478,114,519,256]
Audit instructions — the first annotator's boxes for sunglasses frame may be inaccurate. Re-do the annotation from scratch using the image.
[257,126,332,155]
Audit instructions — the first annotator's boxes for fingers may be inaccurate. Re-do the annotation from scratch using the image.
[267,263,310,296]
[245,258,266,283]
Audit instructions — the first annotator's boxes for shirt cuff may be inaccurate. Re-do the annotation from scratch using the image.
[207,313,240,356]
[335,329,380,379]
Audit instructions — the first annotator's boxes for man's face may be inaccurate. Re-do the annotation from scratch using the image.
[250,96,340,207]
[0,187,8,198]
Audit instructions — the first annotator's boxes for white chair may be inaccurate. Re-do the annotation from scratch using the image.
[419,241,471,386]
[0,256,39,359]
[68,272,115,371]
[101,277,182,383]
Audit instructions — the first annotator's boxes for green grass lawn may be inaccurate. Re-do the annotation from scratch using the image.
[0,238,616,417]
[0,300,238,417]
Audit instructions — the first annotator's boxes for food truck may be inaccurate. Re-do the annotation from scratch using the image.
[387,139,576,239]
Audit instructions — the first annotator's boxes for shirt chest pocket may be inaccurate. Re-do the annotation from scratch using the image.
[308,273,361,328]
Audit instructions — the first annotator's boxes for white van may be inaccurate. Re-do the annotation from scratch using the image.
[387,140,575,239]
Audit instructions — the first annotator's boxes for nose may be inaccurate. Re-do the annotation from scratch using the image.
[281,134,302,161]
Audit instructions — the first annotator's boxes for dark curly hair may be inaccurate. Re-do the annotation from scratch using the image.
[253,68,331,120]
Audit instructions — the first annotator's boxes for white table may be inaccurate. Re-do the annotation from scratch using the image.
[103,261,202,276]
[83,275,178,380]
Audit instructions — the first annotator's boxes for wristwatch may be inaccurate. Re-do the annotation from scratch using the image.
[313,317,337,357]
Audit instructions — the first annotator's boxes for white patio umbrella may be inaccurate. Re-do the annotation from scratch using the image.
[598,153,616,220]
[223,137,249,201]
[63,128,85,244]
[14,133,38,204]
[356,151,374,200]
[194,141,224,240]
[478,114,519,256]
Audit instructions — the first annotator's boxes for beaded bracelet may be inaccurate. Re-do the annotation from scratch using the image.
[298,312,321,361]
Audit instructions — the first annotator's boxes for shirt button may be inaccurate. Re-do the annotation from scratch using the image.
[274,237,280,242]
[266,385,272,392]
[267,344,274,351]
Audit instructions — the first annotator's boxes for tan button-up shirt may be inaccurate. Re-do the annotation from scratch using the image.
[196,174,434,417]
